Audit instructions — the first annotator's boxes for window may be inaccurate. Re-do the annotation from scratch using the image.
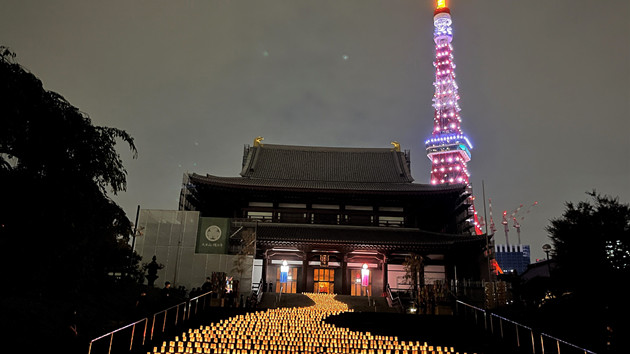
[313,213,339,225]
[247,211,273,221]
[378,216,405,227]
[279,212,307,223]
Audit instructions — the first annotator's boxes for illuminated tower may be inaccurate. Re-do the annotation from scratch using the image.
[425,0,472,186]
[425,0,481,234]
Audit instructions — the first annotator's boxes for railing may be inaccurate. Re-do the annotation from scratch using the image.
[87,291,213,354]
[256,285,264,304]
[456,300,598,354]
[87,319,148,354]
[385,284,404,311]
[276,286,284,307]
[250,279,264,306]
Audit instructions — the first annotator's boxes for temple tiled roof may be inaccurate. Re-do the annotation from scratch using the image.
[245,222,487,251]
[240,144,414,183]
[188,173,464,194]
[189,143,467,194]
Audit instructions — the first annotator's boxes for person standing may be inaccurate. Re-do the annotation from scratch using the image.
[201,277,212,294]
[161,281,173,304]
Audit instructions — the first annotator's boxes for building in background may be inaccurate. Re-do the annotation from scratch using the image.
[494,244,531,274]
[133,210,254,295]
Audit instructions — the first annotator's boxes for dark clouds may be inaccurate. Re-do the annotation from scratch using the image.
[2,0,628,261]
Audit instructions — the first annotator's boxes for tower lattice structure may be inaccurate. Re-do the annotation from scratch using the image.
[425,0,481,233]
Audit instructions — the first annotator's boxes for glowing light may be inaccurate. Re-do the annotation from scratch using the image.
[361,264,370,287]
[437,0,446,9]
[152,293,468,354]
[280,260,289,283]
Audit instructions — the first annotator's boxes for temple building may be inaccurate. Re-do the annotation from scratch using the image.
[178,139,490,296]
[138,1,492,296]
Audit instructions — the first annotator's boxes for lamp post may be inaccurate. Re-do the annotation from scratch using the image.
[542,244,552,277]
[280,260,289,291]
[277,260,289,306]
[542,244,551,260]
[361,263,370,303]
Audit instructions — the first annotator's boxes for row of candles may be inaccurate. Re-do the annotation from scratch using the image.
[150,293,474,354]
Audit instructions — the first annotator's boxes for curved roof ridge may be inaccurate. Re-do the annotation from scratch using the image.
[258,143,396,152]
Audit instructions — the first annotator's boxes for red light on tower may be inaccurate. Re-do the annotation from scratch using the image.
[435,0,450,15]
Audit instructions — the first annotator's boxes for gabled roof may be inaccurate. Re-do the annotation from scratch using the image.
[240,144,414,183]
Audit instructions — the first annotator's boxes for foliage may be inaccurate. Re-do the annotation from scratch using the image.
[0,46,139,298]
[403,253,424,302]
[543,191,630,352]
[231,228,256,287]
[546,191,630,296]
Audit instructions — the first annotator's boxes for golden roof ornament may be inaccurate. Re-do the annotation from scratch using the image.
[390,141,401,152]
[254,136,264,147]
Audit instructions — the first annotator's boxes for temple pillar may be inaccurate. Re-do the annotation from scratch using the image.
[382,254,388,297]
[341,252,348,295]
[261,250,268,291]
[302,253,309,292]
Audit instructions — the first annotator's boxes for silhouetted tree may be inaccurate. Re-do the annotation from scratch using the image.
[0,46,139,298]
[232,228,256,292]
[546,191,630,352]
[403,253,424,307]
[547,191,629,295]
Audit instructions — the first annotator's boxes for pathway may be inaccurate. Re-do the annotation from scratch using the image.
[148,293,477,354]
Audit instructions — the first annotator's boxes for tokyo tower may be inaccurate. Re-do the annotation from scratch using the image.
[425,0,481,233]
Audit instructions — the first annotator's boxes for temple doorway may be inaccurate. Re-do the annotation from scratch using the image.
[314,268,334,293]
[350,269,372,296]
[275,267,297,293]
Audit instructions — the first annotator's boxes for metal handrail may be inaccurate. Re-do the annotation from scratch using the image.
[277,286,283,306]
[540,332,598,354]
[456,300,598,354]
[87,318,148,354]
[87,291,213,354]
[256,285,264,304]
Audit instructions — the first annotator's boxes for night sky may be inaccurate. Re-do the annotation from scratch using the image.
[2,0,628,261]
